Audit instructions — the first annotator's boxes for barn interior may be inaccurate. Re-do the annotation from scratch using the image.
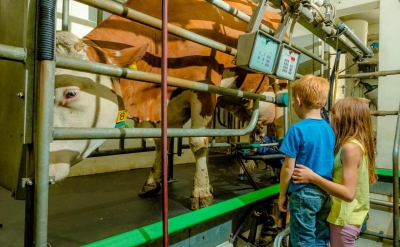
[0,0,399,247]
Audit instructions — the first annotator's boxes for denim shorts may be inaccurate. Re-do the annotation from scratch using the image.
[288,184,332,247]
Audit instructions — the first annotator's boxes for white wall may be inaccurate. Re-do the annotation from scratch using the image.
[376,0,400,169]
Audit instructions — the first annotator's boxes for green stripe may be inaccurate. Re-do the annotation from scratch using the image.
[82,184,280,247]
[376,168,400,178]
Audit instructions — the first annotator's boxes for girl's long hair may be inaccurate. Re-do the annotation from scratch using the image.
[330,97,378,184]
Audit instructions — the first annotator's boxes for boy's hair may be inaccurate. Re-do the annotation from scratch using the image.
[292,75,330,109]
[331,97,378,184]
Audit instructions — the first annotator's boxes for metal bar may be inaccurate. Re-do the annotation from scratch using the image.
[0,44,26,62]
[338,69,400,79]
[55,56,276,103]
[119,138,125,150]
[96,9,103,25]
[370,198,399,208]
[53,99,260,139]
[392,102,400,247]
[205,0,327,65]
[236,153,259,190]
[282,0,364,60]
[177,138,183,156]
[82,184,280,247]
[246,0,268,33]
[89,147,156,157]
[161,0,169,245]
[361,230,397,241]
[62,0,69,31]
[74,0,237,56]
[167,138,174,180]
[337,22,373,57]
[284,106,288,135]
[24,182,35,246]
[141,138,146,149]
[88,143,236,158]
[370,111,399,116]
[35,60,54,247]
[217,107,228,128]
[320,40,325,76]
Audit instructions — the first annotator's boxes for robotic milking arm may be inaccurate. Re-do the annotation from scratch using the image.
[235,0,373,147]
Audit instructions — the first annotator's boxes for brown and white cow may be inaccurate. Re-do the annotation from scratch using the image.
[52,0,283,210]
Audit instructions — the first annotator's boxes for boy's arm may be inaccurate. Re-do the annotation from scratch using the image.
[278,155,295,211]
[280,155,296,195]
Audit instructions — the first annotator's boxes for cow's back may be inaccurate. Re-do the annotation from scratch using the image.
[84,0,281,122]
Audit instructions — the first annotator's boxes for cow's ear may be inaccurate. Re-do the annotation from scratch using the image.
[106,44,149,67]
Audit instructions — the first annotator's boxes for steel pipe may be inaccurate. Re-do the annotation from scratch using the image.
[282,0,365,60]
[361,230,396,241]
[392,102,400,247]
[35,61,55,247]
[339,69,400,79]
[161,0,169,245]
[56,55,277,103]
[53,99,260,139]
[370,111,399,116]
[96,9,103,25]
[62,0,69,31]
[370,198,399,208]
[74,0,237,56]
[337,22,373,58]
[205,0,327,65]
[0,44,26,62]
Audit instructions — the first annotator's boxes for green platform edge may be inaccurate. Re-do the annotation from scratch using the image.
[376,168,400,178]
[82,184,280,247]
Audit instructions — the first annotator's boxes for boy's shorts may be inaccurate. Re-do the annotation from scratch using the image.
[288,184,332,247]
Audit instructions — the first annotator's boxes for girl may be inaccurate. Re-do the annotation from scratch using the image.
[291,97,378,247]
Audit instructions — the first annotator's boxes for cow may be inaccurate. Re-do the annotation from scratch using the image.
[52,0,284,210]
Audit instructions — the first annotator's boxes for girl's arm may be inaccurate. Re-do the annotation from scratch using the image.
[292,142,362,202]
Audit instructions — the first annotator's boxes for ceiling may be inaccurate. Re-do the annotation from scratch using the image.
[339,8,380,25]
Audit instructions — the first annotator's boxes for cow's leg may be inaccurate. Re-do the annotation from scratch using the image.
[189,93,215,210]
[189,136,213,210]
[138,138,162,197]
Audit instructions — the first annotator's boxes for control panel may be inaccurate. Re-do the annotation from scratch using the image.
[275,44,301,81]
[236,30,280,74]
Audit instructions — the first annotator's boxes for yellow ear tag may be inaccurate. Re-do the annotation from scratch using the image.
[116,110,128,123]
[129,63,138,70]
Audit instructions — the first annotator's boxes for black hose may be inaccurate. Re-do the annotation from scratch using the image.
[37,0,56,60]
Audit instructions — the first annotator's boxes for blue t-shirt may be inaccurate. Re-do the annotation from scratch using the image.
[279,118,335,193]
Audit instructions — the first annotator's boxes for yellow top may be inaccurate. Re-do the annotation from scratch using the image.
[327,139,370,226]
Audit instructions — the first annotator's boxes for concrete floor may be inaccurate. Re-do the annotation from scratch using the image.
[0,155,277,247]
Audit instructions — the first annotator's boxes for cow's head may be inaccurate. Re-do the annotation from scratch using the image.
[50,31,147,181]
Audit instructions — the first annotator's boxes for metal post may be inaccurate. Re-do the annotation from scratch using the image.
[34,60,55,247]
[97,9,103,25]
[161,0,169,245]
[167,138,174,181]
[35,0,56,245]
[392,102,400,247]
[25,144,36,245]
[177,138,182,156]
[284,107,288,135]
[246,0,268,33]
[62,0,69,31]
